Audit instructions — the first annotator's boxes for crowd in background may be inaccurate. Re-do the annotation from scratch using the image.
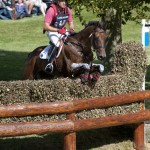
[0,0,51,20]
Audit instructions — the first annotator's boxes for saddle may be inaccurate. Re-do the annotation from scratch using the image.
[39,44,57,61]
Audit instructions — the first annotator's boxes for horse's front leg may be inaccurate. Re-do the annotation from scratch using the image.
[91,63,104,73]
[71,63,105,83]
[71,63,90,71]
[87,63,105,82]
[71,63,91,83]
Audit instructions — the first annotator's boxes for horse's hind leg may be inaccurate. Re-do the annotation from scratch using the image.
[23,57,37,80]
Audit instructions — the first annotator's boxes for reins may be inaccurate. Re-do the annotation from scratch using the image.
[64,36,85,50]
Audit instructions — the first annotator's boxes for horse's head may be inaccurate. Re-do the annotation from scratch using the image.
[89,22,107,60]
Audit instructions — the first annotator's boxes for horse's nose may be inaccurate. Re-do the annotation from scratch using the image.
[97,48,106,60]
[98,55,105,60]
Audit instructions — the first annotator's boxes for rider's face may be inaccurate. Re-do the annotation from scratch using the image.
[58,1,66,8]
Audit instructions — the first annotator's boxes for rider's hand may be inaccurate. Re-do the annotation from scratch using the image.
[69,29,74,34]
[58,27,66,35]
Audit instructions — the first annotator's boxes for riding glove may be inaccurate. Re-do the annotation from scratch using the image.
[70,29,74,34]
[58,27,66,35]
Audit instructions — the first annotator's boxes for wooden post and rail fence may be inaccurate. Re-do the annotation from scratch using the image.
[0,90,150,150]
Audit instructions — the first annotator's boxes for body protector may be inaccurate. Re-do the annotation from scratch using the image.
[49,4,69,29]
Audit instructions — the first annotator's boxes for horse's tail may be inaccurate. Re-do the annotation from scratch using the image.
[23,55,37,80]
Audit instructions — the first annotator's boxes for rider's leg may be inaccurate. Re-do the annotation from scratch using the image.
[47,31,64,47]
[45,32,64,73]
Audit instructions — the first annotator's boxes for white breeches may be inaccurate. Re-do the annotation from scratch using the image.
[47,32,65,47]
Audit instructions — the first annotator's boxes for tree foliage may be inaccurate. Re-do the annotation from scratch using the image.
[68,0,150,25]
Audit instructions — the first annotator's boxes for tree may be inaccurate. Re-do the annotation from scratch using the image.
[68,0,150,69]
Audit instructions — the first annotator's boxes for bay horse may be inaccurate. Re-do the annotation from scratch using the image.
[23,21,107,81]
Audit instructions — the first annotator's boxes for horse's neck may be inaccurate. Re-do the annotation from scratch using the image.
[71,27,94,62]
[63,26,94,63]
[74,27,93,49]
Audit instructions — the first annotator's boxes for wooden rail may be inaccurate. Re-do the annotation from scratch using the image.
[0,90,150,150]
[0,110,150,137]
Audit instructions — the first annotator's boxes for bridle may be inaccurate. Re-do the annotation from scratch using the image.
[89,29,106,51]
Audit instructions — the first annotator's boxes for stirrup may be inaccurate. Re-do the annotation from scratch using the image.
[45,63,53,73]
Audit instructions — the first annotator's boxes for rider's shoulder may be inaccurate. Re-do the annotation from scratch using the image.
[46,4,56,13]
[67,7,72,13]
[50,3,56,8]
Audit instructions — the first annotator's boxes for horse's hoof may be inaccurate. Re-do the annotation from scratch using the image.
[92,73,100,82]
[88,73,100,83]
[80,74,89,84]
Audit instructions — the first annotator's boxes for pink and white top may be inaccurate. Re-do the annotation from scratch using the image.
[44,6,73,25]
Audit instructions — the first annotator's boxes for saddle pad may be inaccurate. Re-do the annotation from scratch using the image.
[39,45,51,60]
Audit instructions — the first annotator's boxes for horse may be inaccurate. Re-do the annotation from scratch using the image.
[23,21,107,82]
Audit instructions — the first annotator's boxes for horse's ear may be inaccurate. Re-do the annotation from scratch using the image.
[84,23,88,28]
[99,21,106,30]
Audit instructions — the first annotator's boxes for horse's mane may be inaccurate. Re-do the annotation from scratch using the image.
[85,21,105,29]
[69,21,105,37]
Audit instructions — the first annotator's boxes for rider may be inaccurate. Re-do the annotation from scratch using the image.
[43,0,74,72]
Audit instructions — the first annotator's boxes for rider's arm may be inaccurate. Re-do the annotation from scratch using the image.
[43,22,58,32]
[67,8,74,32]
[43,7,59,32]
[68,21,74,32]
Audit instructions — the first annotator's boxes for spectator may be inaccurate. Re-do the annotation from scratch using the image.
[15,0,31,19]
[0,0,12,20]
[31,0,47,16]
[23,0,34,15]
[3,0,12,6]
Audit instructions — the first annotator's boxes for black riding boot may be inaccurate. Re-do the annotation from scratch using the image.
[45,44,58,73]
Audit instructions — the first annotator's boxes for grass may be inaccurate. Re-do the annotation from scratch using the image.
[0,16,48,52]
[0,12,150,150]
[122,21,141,42]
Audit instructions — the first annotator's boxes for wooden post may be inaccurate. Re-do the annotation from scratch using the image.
[12,0,16,20]
[64,113,76,150]
[134,102,145,150]
[134,123,145,150]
